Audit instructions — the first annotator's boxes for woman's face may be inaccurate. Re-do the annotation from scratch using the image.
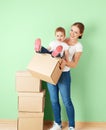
[70,25,82,40]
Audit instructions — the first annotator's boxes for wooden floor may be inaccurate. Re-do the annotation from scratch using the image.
[44,122,106,130]
[0,120,106,130]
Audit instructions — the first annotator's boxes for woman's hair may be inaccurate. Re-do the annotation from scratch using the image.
[55,27,66,36]
[72,22,85,39]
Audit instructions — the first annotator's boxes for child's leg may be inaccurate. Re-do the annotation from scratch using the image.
[34,38,41,52]
[34,38,51,54]
[35,39,63,57]
[40,47,51,54]
[51,45,63,57]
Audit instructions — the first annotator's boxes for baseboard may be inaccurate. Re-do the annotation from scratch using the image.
[0,119,17,124]
[75,122,106,128]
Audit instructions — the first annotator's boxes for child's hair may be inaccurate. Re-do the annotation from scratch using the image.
[55,27,66,36]
[72,22,85,39]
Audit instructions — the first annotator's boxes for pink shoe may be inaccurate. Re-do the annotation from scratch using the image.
[34,38,41,52]
[51,45,63,57]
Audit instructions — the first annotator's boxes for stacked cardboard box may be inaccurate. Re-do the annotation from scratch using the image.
[16,70,45,130]
[16,53,63,130]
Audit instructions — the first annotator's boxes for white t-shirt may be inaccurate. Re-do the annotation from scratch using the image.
[49,40,69,57]
[63,42,83,72]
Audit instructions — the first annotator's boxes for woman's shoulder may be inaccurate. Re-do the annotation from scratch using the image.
[75,42,83,52]
[76,42,83,47]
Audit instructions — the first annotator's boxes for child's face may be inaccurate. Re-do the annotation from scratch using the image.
[55,31,65,42]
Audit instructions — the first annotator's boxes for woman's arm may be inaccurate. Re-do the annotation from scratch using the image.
[61,52,82,68]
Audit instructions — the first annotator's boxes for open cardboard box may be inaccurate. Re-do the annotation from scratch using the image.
[27,53,63,85]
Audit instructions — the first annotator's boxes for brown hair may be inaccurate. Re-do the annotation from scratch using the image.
[55,27,66,36]
[72,22,85,39]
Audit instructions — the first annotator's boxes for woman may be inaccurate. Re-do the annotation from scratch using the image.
[48,22,85,130]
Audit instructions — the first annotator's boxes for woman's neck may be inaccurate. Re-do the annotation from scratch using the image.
[68,38,78,45]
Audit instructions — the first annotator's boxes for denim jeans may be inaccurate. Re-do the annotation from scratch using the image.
[40,47,51,54]
[47,71,75,127]
[39,46,61,57]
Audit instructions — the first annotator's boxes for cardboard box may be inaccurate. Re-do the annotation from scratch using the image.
[16,70,41,92]
[18,90,45,112]
[27,53,63,85]
[18,112,44,130]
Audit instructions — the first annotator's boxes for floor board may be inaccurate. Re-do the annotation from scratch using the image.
[0,121,106,130]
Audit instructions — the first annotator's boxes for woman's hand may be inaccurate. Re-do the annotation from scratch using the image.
[59,59,66,70]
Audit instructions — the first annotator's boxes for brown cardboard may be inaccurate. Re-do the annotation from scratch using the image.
[27,53,63,85]
[16,70,41,92]
[18,112,44,130]
[18,90,45,112]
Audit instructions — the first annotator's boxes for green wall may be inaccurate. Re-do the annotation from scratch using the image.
[0,0,106,122]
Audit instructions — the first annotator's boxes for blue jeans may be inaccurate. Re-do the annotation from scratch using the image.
[47,71,75,127]
[38,46,61,57]
[40,47,51,54]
